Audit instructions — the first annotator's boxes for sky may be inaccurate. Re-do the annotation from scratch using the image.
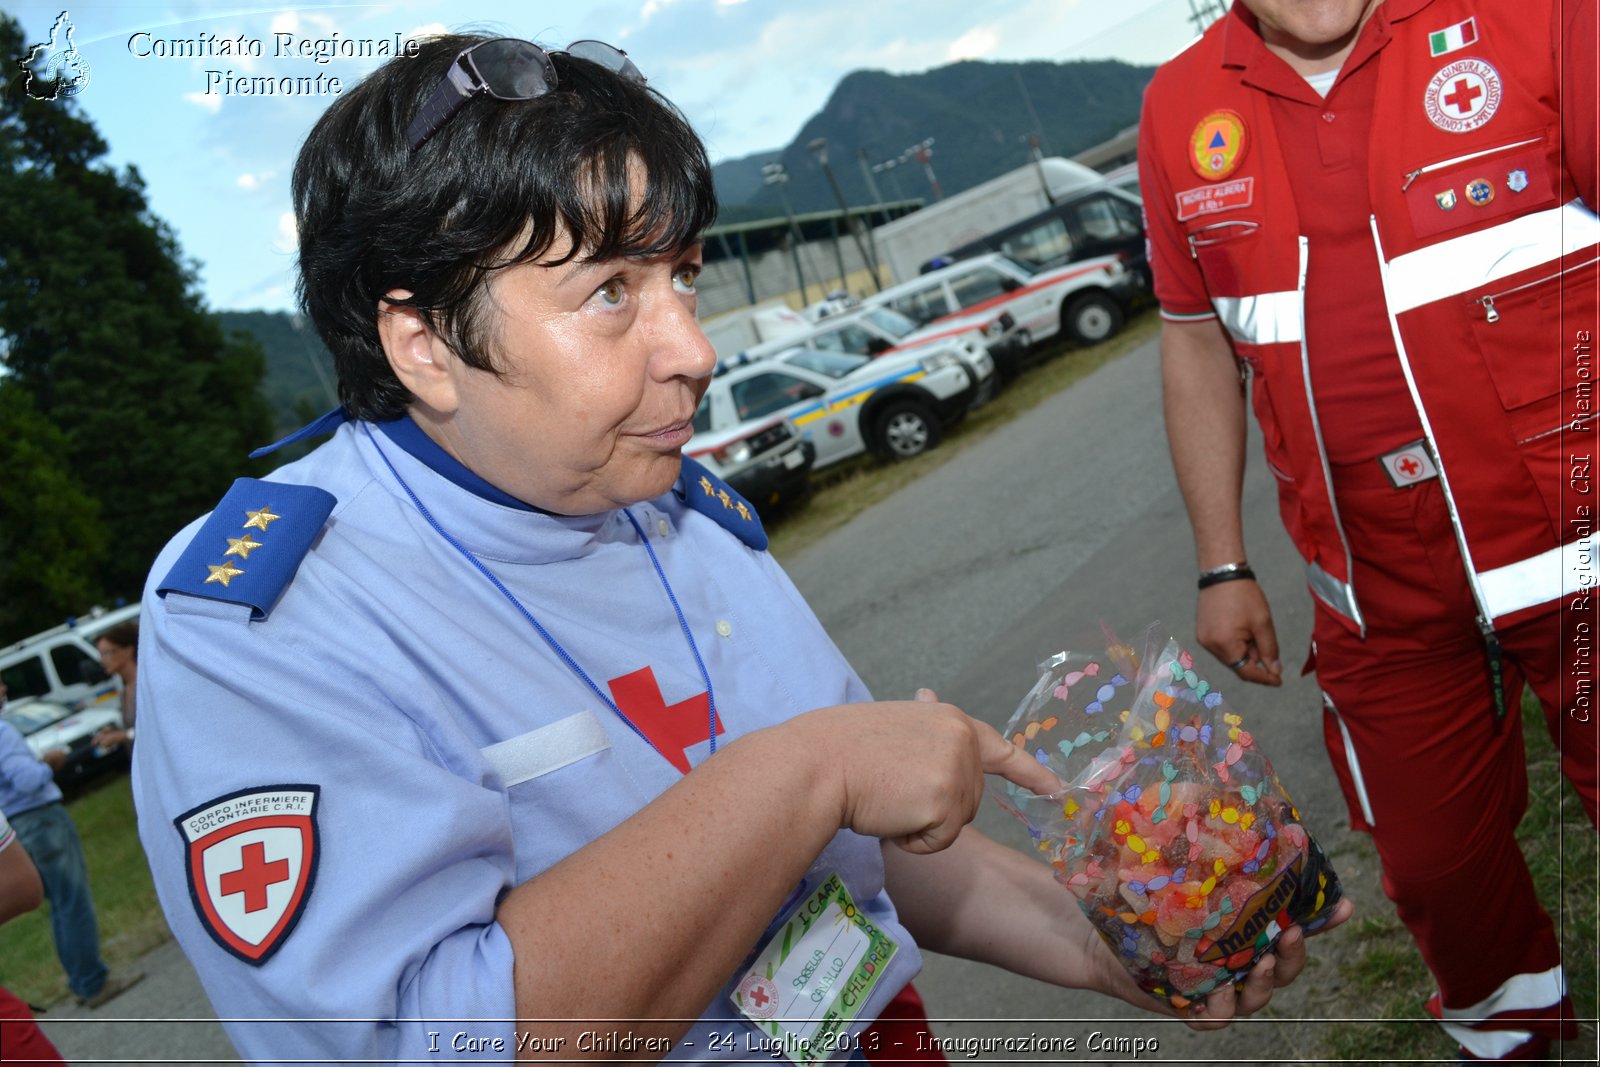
[6,0,1205,313]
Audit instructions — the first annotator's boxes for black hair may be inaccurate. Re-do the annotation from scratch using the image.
[292,34,717,420]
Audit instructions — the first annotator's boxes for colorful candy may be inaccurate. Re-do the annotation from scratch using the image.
[993,629,1345,1003]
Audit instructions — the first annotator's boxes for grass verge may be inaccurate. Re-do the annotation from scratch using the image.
[767,309,1160,560]
[1319,690,1598,1061]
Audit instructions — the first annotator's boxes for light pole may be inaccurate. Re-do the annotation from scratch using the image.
[856,147,892,227]
[909,137,943,201]
[873,157,907,202]
[762,163,813,307]
[1023,132,1056,206]
[807,137,881,292]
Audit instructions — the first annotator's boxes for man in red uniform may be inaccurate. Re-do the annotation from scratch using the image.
[1139,0,1598,1059]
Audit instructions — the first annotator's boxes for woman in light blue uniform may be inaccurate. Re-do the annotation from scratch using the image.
[132,33,1336,1064]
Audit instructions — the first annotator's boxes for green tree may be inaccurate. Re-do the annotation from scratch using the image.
[0,13,271,604]
[0,381,108,637]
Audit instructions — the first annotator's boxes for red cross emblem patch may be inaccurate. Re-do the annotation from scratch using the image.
[1424,58,1502,133]
[1380,443,1440,487]
[175,785,320,965]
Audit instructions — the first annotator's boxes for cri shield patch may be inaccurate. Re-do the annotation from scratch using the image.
[1189,110,1248,180]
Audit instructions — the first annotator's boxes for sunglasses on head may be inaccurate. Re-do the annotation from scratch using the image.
[406,38,644,150]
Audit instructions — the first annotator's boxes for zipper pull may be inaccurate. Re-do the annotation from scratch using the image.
[1402,168,1423,192]
[1478,616,1508,721]
[1480,294,1499,323]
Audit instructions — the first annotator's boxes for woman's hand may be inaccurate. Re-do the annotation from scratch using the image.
[93,726,132,749]
[1086,895,1355,1028]
[796,690,1060,855]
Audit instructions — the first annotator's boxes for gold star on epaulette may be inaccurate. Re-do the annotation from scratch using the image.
[205,561,246,588]
[717,489,732,509]
[243,506,281,531]
[699,476,715,496]
[735,502,751,521]
[224,534,263,559]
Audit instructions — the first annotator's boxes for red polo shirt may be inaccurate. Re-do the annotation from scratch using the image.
[1149,2,1426,465]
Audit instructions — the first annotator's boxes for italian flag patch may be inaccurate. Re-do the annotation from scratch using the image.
[1429,17,1477,57]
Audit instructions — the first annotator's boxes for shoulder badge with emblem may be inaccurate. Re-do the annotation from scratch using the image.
[676,456,768,551]
[158,478,337,619]
[1189,110,1248,180]
[175,785,320,965]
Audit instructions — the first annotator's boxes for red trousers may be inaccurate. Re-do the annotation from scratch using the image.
[1312,470,1598,1059]
[863,983,945,1064]
[0,985,65,1064]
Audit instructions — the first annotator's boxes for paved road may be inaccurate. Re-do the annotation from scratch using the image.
[785,337,1366,1061]
[38,335,1374,1062]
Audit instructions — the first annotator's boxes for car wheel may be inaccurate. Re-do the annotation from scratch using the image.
[1063,292,1123,345]
[997,327,1034,382]
[873,399,941,460]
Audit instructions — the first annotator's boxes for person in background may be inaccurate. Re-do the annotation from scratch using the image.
[92,621,138,751]
[0,807,67,1062]
[132,32,1346,1064]
[0,716,142,1009]
[1138,0,1598,1059]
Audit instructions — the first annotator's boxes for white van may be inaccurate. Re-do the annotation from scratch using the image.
[866,252,1140,368]
[0,604,139,710]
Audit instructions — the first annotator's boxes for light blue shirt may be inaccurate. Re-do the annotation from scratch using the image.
[0,719,61,817]
[134,419,919,1064]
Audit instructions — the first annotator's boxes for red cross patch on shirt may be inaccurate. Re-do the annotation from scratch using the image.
[175,785,320,966]
[1381,443,1440,488]
[608,666,725,774]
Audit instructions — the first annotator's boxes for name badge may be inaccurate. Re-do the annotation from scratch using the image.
[731,873,897,1066]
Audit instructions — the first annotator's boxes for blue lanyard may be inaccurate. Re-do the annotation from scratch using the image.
[365,425,718,769]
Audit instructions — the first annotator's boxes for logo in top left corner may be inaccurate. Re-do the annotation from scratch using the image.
[16,11,91,101]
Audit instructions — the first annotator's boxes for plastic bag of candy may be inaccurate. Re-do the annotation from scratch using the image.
[990,625,1343,1009]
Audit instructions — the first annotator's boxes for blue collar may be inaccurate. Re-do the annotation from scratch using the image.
[252,407,538,512]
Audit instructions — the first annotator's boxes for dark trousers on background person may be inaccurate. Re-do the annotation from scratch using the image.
[1312,468,1598,1060]
[9,801,111,1001]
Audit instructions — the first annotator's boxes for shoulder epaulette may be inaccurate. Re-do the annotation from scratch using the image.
[675,456,768,551]
[157,477,337,619]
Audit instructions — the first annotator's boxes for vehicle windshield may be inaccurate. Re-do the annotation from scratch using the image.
[1,700,72,735]
[780,350,869,379]
[997,254,1037,278]
[865,307,918,338]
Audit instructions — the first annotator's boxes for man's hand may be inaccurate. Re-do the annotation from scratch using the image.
[41,747,67,770]
[1197,579,1283,686]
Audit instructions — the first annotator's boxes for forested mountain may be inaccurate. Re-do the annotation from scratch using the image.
[219,310,339,435]
[711,58,1152,217]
